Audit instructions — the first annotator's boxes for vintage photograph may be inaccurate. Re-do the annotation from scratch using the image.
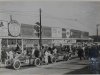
[0,1,100,74]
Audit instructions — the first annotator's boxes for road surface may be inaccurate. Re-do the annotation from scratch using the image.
[0,58,89,75]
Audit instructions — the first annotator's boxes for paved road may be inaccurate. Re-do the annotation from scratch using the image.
[0,58,89,75]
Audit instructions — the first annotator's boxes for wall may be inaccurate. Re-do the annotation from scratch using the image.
[21,24,37,38]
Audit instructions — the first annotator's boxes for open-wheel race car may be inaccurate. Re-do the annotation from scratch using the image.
[6,53,41,70]
[53,51,72,62]
[5,47,41,70]
[53,46,72,62]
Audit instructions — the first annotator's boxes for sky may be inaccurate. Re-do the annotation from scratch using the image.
[0,1,100,35]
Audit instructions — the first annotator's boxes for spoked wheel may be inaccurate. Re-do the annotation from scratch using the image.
[68,53,72,60]
[5,59,12,66]
[13,60,21,70]
[63,55,69,61]
[48,56,52,63]
[65,56,69,61]
[52,57,57,63]
[34,58,40,66]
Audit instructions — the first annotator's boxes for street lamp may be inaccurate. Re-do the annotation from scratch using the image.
[96,24,100,42]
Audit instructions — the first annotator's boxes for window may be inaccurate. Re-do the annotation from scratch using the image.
[1,39,7,47]
[8,39,16,45]
[17,39,22,46]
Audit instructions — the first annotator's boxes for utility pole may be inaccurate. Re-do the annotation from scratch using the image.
[35,8,42,51]
[96,24,100,42]
[39,8,42,51]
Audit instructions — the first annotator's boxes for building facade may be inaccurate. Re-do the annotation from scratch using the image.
[0,20,92,60]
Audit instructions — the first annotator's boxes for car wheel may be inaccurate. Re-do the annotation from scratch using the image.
[34,58,40,66]
[5,59,12,66]
[52,57,57,63]
[64,55,69,61]
[13,60,21,70]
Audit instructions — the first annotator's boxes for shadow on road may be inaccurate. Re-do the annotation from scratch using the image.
[64,66,94,74]
[44,67,74,70]
[67,61,88,65]
[5,65,36,70]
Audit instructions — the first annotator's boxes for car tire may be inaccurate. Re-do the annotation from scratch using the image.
[34,58,40,66]
[13,60,21,70]
[64,55,69,61]
[52,57,57,63]
[5,59,12,66]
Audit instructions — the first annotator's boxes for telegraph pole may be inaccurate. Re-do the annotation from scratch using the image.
[39,8,42,51]
[96,24,100,42]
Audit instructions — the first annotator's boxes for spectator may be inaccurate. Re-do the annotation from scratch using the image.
[48,47,53,54]
[53,48,57,55]
[88,44,99,74]
[66,46,70,53]
[44,50,50,64]
[34,46,40,58]
[77,46,85,60]
[1,49,7,64]
[89,44,99,58]
[84,45,89,59]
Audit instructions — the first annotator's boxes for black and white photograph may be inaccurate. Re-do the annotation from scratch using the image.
[0,0,100,74]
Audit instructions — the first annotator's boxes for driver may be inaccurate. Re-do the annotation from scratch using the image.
[15,44,22,54]
[7,50,13,60]
[32,44,40,58]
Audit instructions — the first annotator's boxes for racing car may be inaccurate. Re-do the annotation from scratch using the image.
[5,47,41,70]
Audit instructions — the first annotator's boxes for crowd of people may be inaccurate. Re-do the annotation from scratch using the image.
[1,44,22,64]
[1,42,100,73]
[75,43,100,74]
[76,43,100,61]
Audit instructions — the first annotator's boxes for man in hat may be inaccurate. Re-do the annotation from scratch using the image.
[88,44,99,74]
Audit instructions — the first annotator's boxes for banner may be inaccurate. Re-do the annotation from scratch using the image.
[66,29,70,38]
[52,27,62,38]
[70,29,81,38]
[42,39,52,46]
[81,31,89,38]
[21,24,37,37]
[8,20,20,37]
[42,26,52,38]
[62,28,66,38]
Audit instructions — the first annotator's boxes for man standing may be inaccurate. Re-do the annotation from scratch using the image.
[77,46,85,60]
[88,44,99,74]
[84,45,89,59]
